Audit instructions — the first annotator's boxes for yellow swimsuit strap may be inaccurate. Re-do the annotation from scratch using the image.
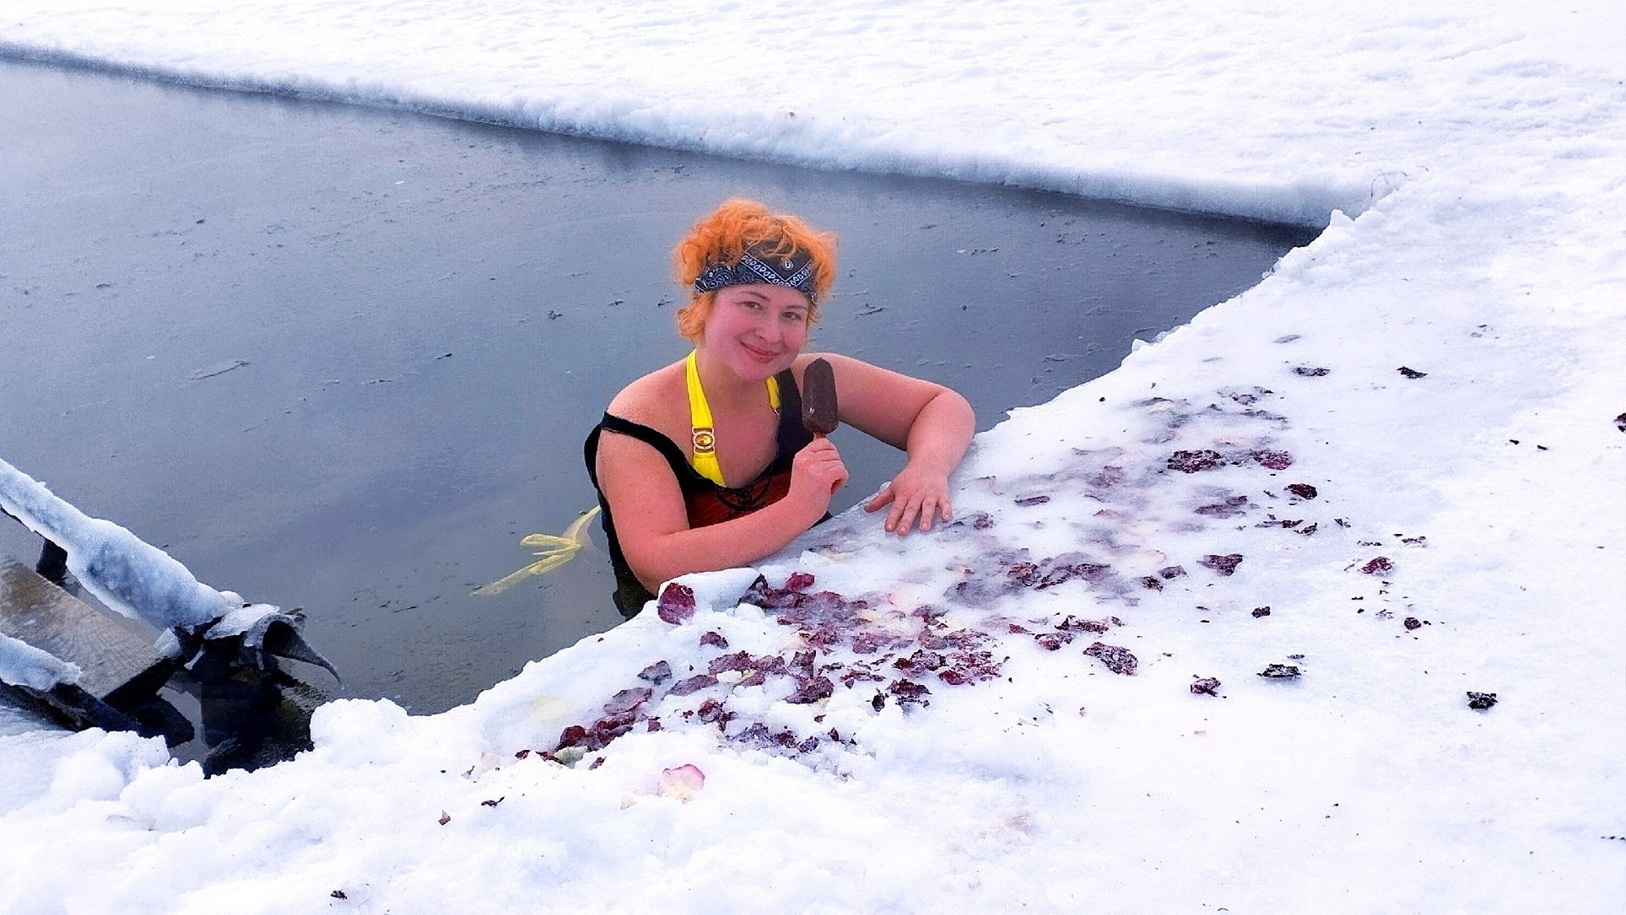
[685,350,780,488]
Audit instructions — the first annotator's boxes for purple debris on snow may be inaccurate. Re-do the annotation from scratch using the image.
[888,679,932,707]
[1015,495,1051,506]
[556,708,641,752]
[603,688,652,715]
[1252,450,1294,470]
[1034,631,1074,651]
[1087,465,1126,488]
[1159,565,1188,580]
[1057,614,1118,634]
[950,511,995,530]
[919,628,991,652]
[839,665,885,687]
[1190,677,1222,696]
[1252,606,1272,618]
[1196,495,1251,518]
[657,583,696,624]
[1228,387,1275,404]
[700,630,729,649]
[912,604,948,624]
[850,631,894,655]
[1258,663,1301,679]
[1467,691,1498,710]
[892,649,945,676]
[1007,561,1042,588]
[696,698,733,727]
[1293,366,1331,377]
[1398,366,1428,379]
[708,652,756,675]
[1286,483,1319,499]
[1036,558,1111,589]
[668,674,719,696]
[1168,450,1225,473]
[787,676,835,705]
[637,660,673,684]
[1360,556,1394,575]
[1403,617,1422,631]
[1199,554,1244,576]
[1083,642,1138,675]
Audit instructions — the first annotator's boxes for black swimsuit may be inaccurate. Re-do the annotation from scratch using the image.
[584,369,812,616]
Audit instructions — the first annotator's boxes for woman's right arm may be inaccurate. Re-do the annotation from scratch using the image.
[595,431,848,595]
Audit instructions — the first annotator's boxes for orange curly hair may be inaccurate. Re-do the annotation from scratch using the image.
[673,199,839,342]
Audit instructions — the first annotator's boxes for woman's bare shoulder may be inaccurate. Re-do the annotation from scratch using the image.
[606,360,687,434]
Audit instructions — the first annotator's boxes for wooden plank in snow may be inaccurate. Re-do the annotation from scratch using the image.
[0,557,169,704]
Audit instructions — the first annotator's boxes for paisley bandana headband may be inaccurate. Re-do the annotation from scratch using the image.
[693,243,817,301]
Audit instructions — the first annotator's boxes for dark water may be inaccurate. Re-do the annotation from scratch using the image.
[0,58,1318,713]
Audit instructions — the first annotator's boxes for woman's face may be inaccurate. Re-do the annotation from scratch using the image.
[701,283,812,381]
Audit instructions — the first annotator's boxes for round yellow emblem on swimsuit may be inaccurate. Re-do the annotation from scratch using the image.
[693,427,715,453]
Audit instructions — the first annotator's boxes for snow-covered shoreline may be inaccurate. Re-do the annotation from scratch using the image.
[2,1,1622,912]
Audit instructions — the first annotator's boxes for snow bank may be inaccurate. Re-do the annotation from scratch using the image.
[0,1,1622,913]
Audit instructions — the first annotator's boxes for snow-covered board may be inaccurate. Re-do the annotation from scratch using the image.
[0,557,169,717]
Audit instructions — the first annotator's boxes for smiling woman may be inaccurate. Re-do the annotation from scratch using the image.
[585,200,976,615]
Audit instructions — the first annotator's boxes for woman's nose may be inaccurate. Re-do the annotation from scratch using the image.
[755,314,783,342]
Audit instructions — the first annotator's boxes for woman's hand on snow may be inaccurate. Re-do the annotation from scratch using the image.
[864,464,953,535]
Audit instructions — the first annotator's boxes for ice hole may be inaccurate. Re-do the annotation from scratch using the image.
[0,59,1322,716]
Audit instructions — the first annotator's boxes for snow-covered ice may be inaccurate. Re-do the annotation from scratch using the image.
[1,1,1622,912]
[0,457,235,633]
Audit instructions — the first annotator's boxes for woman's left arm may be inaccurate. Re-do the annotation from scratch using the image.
[808,353,976,535]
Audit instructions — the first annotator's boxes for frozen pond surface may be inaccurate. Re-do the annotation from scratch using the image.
[0,59,1314,712]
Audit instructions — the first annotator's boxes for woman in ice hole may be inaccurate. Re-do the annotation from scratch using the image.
[585,199,975,616]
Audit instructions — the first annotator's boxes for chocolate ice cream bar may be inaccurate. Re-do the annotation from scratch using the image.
[801,357,838,436]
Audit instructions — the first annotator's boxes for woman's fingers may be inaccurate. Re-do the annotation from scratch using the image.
[793,439,848,505]
[887,495,916,534]
[865,475,954,535]
[864,483,895,513]
[830,462,849,494]
[887,494,936,535]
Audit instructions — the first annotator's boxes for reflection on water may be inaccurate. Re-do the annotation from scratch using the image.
[0,58,1319,715]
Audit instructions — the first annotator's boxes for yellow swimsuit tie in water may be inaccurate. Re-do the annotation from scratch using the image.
[472,505,600,596]
[685,350,779,488]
